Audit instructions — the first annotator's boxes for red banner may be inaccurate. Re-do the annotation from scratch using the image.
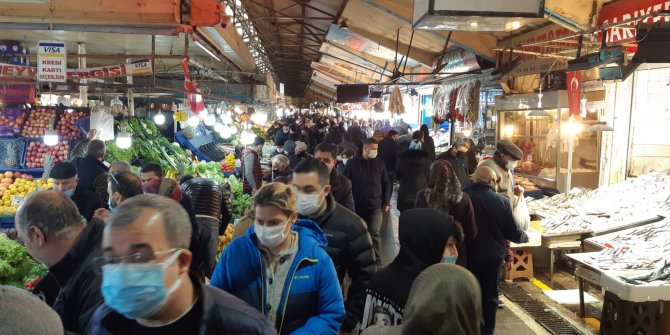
[566,71,582,117]
[0,59,152,80]
[598,0,670,47]
[0,79,35,104]
[181,58,205,115]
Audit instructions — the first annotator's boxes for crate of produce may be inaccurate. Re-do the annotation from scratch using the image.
[0,106,27,138]
[55,108,89,140]
[0,139,26,169]
[23,140,70,168]
[20,107,57,138]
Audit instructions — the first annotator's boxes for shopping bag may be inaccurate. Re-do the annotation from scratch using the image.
[513,195,530,231]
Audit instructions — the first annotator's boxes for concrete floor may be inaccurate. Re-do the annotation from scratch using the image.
[380,190,557,335]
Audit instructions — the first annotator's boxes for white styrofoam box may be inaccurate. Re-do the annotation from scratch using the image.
[601,271,670,303]
[511,228,542,247]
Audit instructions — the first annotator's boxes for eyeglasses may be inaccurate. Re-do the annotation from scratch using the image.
[93,248,180,270]
[108,171,121,190]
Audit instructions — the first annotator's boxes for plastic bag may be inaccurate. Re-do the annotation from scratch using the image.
[513,195,530,231]
[90,107,115,141]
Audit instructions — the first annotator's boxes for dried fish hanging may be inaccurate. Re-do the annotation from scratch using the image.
[389,86,405,116]
[465,80,481,126]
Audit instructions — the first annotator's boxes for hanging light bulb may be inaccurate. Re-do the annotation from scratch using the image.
[199,109,209,120]
[187,115,201,127]
[463,128,472,137]
[204,114,216,126]
[580,96,588,118]
[219,125,233,139]
[154,111,166,125]
[241,128,256,145]
[116,131,132,149]
[214,123,225,133]
[43,129,59,146]
[537,87,543,109]
[220,112,233,124]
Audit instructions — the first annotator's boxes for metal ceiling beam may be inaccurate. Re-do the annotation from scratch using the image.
[291,0,336,19]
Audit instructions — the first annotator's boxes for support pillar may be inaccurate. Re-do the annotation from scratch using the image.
[126,57,134,116]
[78,42,88,106]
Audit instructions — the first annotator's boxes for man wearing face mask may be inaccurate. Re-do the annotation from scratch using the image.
[314,143,355,212]
[437,138,471,189]
[343,138,391,267]
[88,194,275,334]
[292,158,375,333]
[478,139,524,203]
[49,162,102,221]
[93,171,144,223]
[16,190,105,333]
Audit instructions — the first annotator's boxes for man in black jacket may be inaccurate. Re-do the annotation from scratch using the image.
[16,190,105,333]
[292,159,376,333]
[50,161,103,220]
[88,194,275,334]
[437,138,471,190]
[343,138,390,267]
[72,139,109,205]
[314,142,355,212]
[464,166,529,335]
[377,130,399,188]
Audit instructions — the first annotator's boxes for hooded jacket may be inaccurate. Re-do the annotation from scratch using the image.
[362,264,482,335]
[301,195,375,331]
[88,273,277,335]
[395,150,430,212]
[378,137,399,173]
[362,209,457,328]
[72,155,109,204]
[463,182,528,263]
[211,219,345,335]
[437,150,471,190]
[33,219,105,333]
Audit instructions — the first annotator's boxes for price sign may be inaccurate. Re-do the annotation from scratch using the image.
[11,195,25,206]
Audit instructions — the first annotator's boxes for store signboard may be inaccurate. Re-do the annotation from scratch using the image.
[0,59,152,79]
[497,23,579,58]
[598,0,670,46]
[37,41,66,82]
[319,55,378,84]
[311,62,357,85]
[320,43,390,78]
[508,58,568,77]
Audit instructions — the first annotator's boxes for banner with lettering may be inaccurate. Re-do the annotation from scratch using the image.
[598,0,670,50]
[0,59,152,80]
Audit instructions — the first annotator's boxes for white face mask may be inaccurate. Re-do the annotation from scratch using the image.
[368,150,378,159]
[343,159,349,165]
[506,160,518,171]
[336,155,343,161]
[296,190,324,216]
[254,218,290,248]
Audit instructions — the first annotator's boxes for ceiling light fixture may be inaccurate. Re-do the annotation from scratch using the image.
[194,41,222,62]
[154,111,166,125]
[339,19,350,30]
[470,22,479,28]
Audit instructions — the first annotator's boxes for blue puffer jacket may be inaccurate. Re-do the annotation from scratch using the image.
[211,219,345,335]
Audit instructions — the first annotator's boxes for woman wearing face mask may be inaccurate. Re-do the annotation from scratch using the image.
[360,209,462,330]
[415,160,477,267]
[211,183,345,335]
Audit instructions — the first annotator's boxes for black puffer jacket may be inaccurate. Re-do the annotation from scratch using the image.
[342,156,390,211]
[301,195,376,332]
[395,149,430,212]
[437,150,471,190]
[88,273,277,335]
[33,219,105,333]
[330,170,355,212]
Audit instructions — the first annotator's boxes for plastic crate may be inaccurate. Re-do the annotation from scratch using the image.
[0,106,27,138]
[20,107,58,138]
[0,216,14,229]
[601,271,670,303]
[0,138,27,169]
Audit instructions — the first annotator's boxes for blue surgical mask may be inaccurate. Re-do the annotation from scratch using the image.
[63,189,74,198]
[444,255,458,264]
[101,250,182,319]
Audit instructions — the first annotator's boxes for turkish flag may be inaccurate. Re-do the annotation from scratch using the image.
[181,58,205,115]
[566,71,582,117]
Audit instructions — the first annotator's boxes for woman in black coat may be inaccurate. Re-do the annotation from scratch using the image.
[395,139,431,212]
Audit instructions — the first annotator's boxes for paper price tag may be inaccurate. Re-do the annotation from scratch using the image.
[11,195,25,206]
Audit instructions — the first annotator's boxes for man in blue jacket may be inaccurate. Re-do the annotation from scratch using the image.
[464,166,529,335]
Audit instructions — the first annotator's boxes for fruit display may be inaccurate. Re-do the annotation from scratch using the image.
[0,140,24,169]
[0,172,50,217]
[216,224,235,261]
[24,140,69,168]
[0,107,26,138]
[21,107,57,138]
[221,154,236,173]
[56,110,87,140]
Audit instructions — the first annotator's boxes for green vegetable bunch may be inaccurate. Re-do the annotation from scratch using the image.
[0,234,46,287]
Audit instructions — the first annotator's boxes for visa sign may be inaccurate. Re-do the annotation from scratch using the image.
[37,41,66,82]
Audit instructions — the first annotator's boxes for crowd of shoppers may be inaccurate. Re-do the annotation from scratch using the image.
[6,114,532,335]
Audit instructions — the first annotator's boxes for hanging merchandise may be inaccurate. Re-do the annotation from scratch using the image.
[181,58,205,116]
[466,80,482,126]
[108,97,128,118]
[89,104,115,141]
[389,87,405,115]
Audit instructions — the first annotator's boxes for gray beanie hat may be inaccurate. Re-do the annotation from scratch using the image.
[0,285,64,335]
